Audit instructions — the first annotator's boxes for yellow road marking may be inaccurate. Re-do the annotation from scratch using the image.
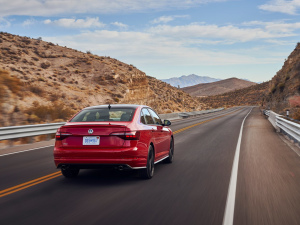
[0,172,61,198]
[0,107,245,198]
[173,108,243,135]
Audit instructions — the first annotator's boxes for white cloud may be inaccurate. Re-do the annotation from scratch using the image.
[22,18,37,26]
[243,20,300,34]
[41,19,300,69]
[111,22,128,29]
[0,17,11,28]
[259,0,300,15]
[43,29,279,69]
[0,0,228,16]
[147,22,299,43]
[151,15,189,24]
[43,17,105,28]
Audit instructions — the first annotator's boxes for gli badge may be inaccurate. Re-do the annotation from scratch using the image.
[88,129,93,134]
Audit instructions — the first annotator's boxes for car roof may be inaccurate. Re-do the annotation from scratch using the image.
[83,104,148,110]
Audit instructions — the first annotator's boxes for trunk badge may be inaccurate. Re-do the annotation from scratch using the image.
[88,129,93,134]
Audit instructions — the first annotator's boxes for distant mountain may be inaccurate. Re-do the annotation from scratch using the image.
[182,77,257,97]
[201,81,269,108]
[161,74,220,88]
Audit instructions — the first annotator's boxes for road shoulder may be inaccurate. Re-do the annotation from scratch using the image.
[234,107,300,225]
[0,139,55,156]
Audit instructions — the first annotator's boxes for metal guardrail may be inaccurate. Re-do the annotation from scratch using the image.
[178,108,224,118]
[160,108,224,120]
[0,108,224,141]
[0,123,65,141]
[276,116,300,143]
[264,110,300,144]
[268,111,279,129]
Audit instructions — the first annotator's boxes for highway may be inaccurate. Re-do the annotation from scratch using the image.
[1,107,300,225]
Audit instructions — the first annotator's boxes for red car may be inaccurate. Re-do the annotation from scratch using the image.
[54,104,174,179]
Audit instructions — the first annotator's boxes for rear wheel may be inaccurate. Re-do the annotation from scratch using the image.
[165,137,174,163]
[140,145,154,179]
[61,166,80,178]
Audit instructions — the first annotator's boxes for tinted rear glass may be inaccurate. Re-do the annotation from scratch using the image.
[71,108,136,122]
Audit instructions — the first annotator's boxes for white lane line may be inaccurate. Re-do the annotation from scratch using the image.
[222,107,253,225]
[0,145,54,157]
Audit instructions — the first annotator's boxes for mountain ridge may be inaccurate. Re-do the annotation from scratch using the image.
[182,77,257,97]
[161,74,220,88]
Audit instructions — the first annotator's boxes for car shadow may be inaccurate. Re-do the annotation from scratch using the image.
[56,162,168,187]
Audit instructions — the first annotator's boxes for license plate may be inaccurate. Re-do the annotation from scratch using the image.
[83,136,100,145]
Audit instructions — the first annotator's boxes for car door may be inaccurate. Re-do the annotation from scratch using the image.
[148,108,170,159]
[140,108,163,160]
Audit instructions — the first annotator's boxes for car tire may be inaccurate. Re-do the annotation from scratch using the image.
[61,166,80,178]
[140,145,154,179]
[165,137,174,163]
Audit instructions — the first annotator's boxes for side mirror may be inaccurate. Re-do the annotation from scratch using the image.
[164,120,171,126]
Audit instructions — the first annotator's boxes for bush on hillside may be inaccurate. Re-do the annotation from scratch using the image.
[0,70,22,94]
[26,101,75,123]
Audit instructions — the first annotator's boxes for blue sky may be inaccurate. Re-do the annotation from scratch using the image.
[1,0,300,82]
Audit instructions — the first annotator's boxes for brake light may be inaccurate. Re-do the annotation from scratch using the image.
[55,128,72,140]
[110,131,140,140]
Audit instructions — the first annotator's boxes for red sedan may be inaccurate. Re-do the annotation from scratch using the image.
[54,104,174,179]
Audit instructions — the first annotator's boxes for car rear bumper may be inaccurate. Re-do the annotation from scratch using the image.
[54,147,147,169]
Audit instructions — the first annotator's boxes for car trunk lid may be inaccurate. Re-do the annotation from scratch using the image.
[56,123,128,149]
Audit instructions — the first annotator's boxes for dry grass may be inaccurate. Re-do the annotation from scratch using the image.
[25,101,75,123]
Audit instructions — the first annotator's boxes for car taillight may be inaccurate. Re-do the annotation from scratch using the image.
[110,131,140,140]
[55,128,72,140]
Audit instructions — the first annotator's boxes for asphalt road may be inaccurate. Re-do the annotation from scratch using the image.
[0,107,300,225]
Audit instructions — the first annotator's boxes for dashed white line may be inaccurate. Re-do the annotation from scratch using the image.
[222,107,253,225]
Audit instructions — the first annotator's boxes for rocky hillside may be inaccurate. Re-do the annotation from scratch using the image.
[182,77,257,97]
[0,32,205,127]
[265,43,300,119]
[200,82,269,108]
[161,74,220,88]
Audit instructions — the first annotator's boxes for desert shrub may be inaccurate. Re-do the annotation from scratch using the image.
[285,75,290,81]
[113,97,120,103]
[271,85,276,94]
[0,70,22,94]
[29,85,44,96]
[291,108,300,121]
[278,83,285,92]
[50,92,60,101]
[112,93,123,98]
[40,62,50,69]
[21,39,31,44]
[26,101,75,123]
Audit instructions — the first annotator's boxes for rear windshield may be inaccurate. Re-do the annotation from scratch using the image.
[70,108,136,122]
